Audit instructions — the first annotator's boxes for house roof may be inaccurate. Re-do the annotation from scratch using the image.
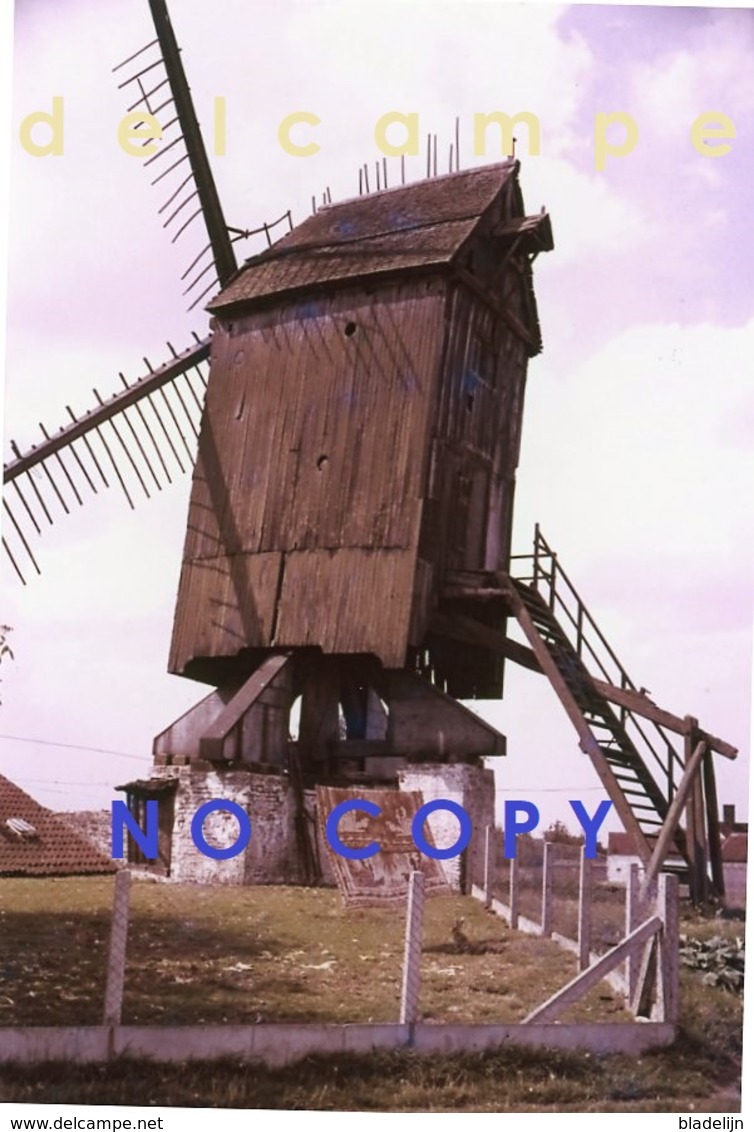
[607,832,639,856]
[0,774,115,877]
[606,831,687,862]
[721,832,748,863]
[208,161,551,323]
[608,829,749,865]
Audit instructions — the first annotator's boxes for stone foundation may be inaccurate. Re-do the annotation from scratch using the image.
[143,759,495,891]
[148,765,301,885]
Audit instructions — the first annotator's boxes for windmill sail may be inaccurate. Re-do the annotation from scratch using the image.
[112,0,294,305]
[113,0,237,303]
[2,340,211,584]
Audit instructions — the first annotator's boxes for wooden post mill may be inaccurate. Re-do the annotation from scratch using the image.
[129,161,552,889]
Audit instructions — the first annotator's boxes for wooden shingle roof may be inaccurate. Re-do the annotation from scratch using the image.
[209,161,525,313]
[0,774,115,877]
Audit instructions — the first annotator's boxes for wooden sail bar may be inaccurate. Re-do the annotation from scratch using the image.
[3,338,210,486]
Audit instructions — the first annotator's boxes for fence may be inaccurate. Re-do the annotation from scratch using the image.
[474,828,679,1023]
[0,849,679,1064]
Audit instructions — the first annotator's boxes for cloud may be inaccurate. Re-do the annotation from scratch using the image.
[515,316,754,569]
[522,155,654,266]
[632,11,754,142]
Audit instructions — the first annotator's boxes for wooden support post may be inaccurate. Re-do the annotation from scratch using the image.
[103,869,131,1026]
[541,841,554,938]
[578,848,591,971]
[692,752,709,905]
[509,852,520,930]
[685,718,708,905]
[400,871,425,1025]
[658,873,680,1025]
[299,659,341,770]
[483,825,494,909]
[640,737,707,901]
[703,750,725,899]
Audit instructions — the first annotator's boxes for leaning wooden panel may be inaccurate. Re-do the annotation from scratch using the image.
[316,785,451,908]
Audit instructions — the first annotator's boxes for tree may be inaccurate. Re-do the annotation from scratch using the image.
[543,819,583,846]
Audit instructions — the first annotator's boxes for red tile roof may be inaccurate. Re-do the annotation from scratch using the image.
[607,832,638,856]
[722,832,748,863]
[607,831,684,863]
[0,774,115,877]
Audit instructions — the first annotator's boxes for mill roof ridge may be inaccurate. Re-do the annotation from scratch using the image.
[314,159,520,214]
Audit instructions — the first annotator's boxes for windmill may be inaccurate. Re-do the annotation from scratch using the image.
[3,1,737,900]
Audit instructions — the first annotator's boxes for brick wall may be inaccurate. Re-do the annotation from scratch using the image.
[152,766,298,885]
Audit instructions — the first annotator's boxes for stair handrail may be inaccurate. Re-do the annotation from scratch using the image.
[511,525,686,793]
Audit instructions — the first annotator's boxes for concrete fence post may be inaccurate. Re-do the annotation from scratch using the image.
[657,873,679,1024]
[483,825,494,909]
[578,847,591,970]
[509,852,520,929]
[400,870,425,1025]
[541,841,554,938]
[103,869,131,1026]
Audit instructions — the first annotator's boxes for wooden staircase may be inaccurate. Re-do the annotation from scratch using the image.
[486,526,734,900]
[429,529,736,901]
[502,574,686,867]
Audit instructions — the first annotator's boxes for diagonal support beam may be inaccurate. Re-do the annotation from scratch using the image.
[199,653,292,762]
[640,739,706,901]
[524,916,663,1024]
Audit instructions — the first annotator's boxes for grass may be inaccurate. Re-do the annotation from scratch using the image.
[0,877,744,1111]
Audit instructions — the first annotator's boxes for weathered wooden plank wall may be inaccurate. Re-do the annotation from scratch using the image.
[170,280,446,674]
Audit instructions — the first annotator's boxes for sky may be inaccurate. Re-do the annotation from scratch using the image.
[0,0,752,839]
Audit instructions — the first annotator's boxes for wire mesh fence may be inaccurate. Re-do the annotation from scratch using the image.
[2,837,672,1032]
[486,831,628,956]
